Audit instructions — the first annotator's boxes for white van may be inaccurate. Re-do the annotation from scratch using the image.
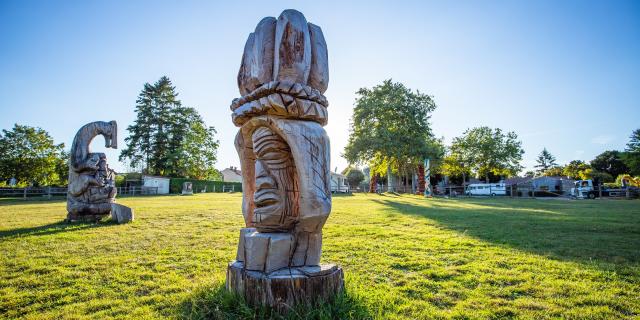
[465,183,506,196]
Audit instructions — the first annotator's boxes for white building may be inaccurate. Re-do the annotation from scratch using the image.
[142,175,170,194]
[330,172,349,193]
[221,167,242,182]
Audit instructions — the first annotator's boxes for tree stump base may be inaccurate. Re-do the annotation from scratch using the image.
[225,261,344,313]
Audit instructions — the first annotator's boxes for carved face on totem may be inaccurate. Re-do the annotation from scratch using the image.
[251,126,299,232]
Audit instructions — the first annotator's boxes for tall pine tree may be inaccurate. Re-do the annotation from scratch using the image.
[534,148,557,175]
[120,76,219,178]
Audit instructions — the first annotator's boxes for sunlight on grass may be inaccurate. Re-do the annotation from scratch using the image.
[1,194,639,319]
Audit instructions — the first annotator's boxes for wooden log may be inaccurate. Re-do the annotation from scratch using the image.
[226,261,344,313]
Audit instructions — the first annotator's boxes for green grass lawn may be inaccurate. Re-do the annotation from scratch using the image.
[1,194,639,319]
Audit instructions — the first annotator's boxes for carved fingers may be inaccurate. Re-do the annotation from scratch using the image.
[237,9,328,96]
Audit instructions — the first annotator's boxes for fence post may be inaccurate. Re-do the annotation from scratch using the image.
[599,183,603,199]
[23,188,27,200]
[532,187,536,199]
[510,185,513,198]
[233,185,235,192]
[627,188,630,199]
[47,187,51,200]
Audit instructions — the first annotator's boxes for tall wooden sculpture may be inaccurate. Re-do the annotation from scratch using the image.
[226,9,343,310]
[67,121,118,222]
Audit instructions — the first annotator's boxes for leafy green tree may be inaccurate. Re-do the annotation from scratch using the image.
[590,150,629,178]
[626,129,640,152]
[623,129,640,176]
[582,169,614,184]
[0,124,67,186]
[169,107,220,180]
[563,160,590,180]
[120,77,219,178]
[543,165,564,177]
[344,79,441,185]
[344,167,365,189]
[449,126,523,182]
[534,148,557,175]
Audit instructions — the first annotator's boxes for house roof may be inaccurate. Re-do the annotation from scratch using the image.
[222,167,242,175]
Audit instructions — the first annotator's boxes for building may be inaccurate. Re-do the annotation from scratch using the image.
[330,172,349,193]
[221,166,242,182]
[504,176,575,196]
[142,175,170,194]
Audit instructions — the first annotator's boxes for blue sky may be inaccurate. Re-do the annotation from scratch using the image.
[1,0,639,174]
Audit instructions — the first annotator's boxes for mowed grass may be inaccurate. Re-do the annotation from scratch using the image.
[1,193,639,319]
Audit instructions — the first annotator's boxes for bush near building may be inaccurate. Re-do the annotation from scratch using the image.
[169,178,242,194]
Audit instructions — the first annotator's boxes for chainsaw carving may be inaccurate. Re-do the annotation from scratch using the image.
[226,9,343,311]
[67,121,118,221]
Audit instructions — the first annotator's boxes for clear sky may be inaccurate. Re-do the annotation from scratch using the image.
[1,0,639,174]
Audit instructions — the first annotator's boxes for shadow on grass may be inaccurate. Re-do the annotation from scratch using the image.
[178,283,372,320]
[331,193,355,197]
[372,198,640,265]
[0,220,117,239]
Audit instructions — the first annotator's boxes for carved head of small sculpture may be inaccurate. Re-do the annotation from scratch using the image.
[252,126,299,232]
[103,121,118,149]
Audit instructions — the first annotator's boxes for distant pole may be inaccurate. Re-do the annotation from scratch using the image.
[424,158,431,197]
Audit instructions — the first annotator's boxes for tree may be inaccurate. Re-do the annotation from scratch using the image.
[0,124,67,186]
[343,80,442,190]
[344,167,365,189]
[449,126,524,182]
[534,148,557,175]
[626,129,640,152]
[169,107,220,180]
[623,129,640,176]
[563,160,590,180]
[120,77,220,178]
[543,166,564,177]
[590,150,629,178]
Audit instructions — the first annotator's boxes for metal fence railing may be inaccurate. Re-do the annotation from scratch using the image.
[0,187,68,200]
[0,186,159,200]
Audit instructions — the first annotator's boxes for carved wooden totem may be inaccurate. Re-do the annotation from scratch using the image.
[226,9,343,311]
[67,121,118,221]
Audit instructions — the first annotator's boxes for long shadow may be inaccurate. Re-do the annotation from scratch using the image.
[0,220,116,240]
[177,283,372,320]
[371,198,640,266]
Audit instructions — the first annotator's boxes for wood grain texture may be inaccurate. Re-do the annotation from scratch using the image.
[273,10,311,85]
[67,121,118,221]
[226,261,344,313]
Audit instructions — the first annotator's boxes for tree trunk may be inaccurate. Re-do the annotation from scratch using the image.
[226,262,344,314]
[369,174,377,193]
[417,164,425,195]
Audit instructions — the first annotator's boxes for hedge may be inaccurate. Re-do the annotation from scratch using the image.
[169,178,242,194]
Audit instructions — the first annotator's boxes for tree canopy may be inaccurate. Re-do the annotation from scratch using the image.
[563,160,590,180]
[534,148,557,175]
[448,126,524,182]
[344,167,365,188]
[590,150,629,179]
[120,76,220,179]
[623,129,640,176]
[343,79,442,177]
[0,124,67,186]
